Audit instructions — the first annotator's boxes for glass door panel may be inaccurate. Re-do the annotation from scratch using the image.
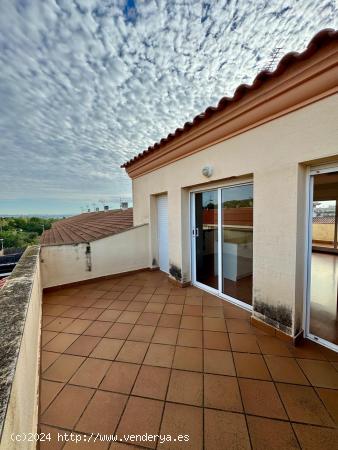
[194,190,218,290]
[221,184,253,305]
[309,171,338,346]
[312,200,337,251]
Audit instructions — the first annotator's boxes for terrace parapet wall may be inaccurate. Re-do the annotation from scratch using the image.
[0,245,42,449]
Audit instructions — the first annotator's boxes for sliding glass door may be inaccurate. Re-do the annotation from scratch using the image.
[194,190,219,290]
[307,168,338,350]
[221,185,253,305]
[192,183,253,307]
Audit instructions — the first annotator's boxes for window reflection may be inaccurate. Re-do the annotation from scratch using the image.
[221,185,253,305]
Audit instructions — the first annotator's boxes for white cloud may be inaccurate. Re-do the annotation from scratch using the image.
[0,0,336,211]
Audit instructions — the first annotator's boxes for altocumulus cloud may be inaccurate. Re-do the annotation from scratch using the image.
[0,0,336,213]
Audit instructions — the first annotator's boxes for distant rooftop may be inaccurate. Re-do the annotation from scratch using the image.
[313,216,335,224]
[40,208,133,246]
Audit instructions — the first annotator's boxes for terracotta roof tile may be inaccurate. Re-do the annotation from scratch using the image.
[40,208,133,246]
[122,28,338,169]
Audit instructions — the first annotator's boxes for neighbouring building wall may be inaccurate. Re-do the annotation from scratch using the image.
[313,223,335,242]
[0,246,42,450]
[131,94,338,336]
[41,224,149,288]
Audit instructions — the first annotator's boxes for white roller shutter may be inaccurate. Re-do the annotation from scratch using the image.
[157,195,169,273]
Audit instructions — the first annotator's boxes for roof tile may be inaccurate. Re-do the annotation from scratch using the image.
[40,208,133,246]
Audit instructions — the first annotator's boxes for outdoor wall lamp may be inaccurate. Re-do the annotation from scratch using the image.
[202,165,213,178]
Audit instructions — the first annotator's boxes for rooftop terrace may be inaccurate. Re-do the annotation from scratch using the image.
[39,270,338,449]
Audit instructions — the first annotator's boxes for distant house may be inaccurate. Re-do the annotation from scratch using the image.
[0,252,23,278]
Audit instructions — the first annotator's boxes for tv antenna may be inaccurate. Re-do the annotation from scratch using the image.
[261,46,283,72]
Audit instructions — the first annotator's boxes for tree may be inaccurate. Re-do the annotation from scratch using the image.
[0,217,57,250]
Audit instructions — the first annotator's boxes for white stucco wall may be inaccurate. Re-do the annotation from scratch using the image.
[40,224,149,288]
[131,94,338,335]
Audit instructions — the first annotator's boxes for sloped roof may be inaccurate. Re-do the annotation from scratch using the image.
[40,208,133,246]
[122,28,337,170]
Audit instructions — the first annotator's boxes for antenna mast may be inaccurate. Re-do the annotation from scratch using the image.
[261,46,283,72]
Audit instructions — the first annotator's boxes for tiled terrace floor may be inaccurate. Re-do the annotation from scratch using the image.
[39,270,338,450]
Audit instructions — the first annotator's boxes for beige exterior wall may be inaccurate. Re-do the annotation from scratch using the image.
[41,225,149,288]
[313,223,335,242]
[132,94,338,335]
[1,254,42,450]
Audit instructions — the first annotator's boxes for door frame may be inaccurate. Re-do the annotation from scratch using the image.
[156,194,169,274]
[190,182,253,312]
[304,163,338,352]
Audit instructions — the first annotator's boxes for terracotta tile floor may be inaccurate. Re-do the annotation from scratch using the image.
[39,270,338,450]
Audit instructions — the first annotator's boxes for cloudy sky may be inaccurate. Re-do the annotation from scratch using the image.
[0,0,336,215]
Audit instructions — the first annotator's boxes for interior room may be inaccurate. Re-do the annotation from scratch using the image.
[310,170,338,346]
